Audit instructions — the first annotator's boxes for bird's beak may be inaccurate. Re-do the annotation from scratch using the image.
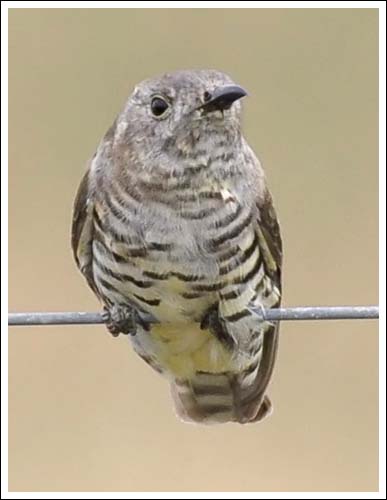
[200,85,247,112]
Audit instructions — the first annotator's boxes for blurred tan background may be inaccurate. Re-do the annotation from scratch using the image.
[8,8,379,492]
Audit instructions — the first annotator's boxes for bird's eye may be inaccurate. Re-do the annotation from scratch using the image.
[203,91,212,102]
[151,97,169,117]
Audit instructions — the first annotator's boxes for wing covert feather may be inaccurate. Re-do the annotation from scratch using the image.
[71,168,99,296]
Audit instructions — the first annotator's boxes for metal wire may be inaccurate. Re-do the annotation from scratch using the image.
[8,306,379,326]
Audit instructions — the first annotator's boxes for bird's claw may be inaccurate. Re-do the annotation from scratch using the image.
[102,305,139,337]
[248,303,266,321]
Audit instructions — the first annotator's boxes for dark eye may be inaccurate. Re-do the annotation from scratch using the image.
[151,97,169,117]
[203,91,212,102]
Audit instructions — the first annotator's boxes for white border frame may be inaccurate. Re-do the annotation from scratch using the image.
[2,2,385,498]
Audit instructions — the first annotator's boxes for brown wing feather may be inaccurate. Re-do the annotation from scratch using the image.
[234,188,283,422]
[72,120,118,296]
[71,167,99,296]
[256,188,282,289]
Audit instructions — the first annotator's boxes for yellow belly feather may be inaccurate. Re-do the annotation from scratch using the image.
[150,323,233,379]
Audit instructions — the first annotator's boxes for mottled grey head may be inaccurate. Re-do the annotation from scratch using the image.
[115,70,247,165]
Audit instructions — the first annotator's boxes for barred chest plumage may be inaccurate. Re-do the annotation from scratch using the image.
[89,153,279,380]
[94,158,258,303]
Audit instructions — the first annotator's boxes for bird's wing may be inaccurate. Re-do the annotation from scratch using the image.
[235,188,283,422]
[71,166,100,297]
[256,188,282,290]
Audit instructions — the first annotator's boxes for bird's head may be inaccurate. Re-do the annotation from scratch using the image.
[114,69,247,164]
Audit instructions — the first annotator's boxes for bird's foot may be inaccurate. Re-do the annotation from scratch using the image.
[102,304,141,337]
[200,304,236,349]
[247,303,266,321]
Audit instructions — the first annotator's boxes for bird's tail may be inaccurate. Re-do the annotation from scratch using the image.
[170,371,272,424]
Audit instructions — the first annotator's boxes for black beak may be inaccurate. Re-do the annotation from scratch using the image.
[200,85,247,112]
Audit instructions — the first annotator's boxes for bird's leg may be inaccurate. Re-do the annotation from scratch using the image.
[102,304,144,337]
[200,304,236,350]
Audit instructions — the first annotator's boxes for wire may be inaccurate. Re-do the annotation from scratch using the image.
[8,306,379,326]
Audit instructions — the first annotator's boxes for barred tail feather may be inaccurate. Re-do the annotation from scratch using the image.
[171,372,272,425]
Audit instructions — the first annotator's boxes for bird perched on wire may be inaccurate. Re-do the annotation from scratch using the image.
[71,69,282,424]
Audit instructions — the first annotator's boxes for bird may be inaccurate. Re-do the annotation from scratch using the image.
[71,69,282,424]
